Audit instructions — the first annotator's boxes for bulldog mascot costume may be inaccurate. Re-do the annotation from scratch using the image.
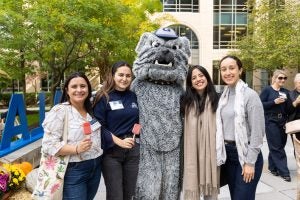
[132,28,191,200]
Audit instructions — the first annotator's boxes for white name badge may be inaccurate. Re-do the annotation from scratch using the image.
[109,100,124,110]
[90,118,101,132]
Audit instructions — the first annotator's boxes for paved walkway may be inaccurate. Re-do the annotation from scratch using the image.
[95,135,298,200]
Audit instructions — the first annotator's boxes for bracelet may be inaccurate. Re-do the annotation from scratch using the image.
[76,145,83,160]
[75,145,79,155]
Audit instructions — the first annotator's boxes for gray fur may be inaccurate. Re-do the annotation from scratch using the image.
[135,146,180,200]
[132,31,190,200]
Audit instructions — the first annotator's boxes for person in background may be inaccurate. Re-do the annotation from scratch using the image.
[216,55,264,200]
[93,61,139,200]
[181,65,220,200]
[288,73,300,147]
[41,72,102,199]
[260,69,294,182]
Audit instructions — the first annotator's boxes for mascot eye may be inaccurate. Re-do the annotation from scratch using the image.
[152,41,160,47]
[172,45,180,50]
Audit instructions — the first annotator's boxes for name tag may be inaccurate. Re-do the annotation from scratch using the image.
[109,100,124,110]
[90,118,101,132]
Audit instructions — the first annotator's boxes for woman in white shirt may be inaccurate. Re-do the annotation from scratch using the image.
[41,72,103,199]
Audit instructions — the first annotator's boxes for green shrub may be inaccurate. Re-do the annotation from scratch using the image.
[0,93,12,106]
[0,92,52,107]
[25,93,38,106]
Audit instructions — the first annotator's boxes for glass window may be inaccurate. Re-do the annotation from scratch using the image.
[213,13,220,24]
[212,60,225,92]
[168,25,199,64]
[221,0,233,5]
[236,13,247,24]
[213,0,248,49]
[261,69,269,86]
[213,26,220,49]
[237,0,246,5]
[161,0,199,12]
[41,73,51,92]
[221,13,232,24]
[169,24,199,49]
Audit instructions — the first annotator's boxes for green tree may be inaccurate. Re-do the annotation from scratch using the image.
[0,0,35,94]
[27,0,161,101]
[0,0,162,103]
[236,0,300,73]
[90,0,162,84]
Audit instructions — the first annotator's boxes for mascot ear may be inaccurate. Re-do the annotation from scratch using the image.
[135,32,153,53]
[180,36,191,57]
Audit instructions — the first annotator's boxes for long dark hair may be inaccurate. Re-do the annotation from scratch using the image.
[93,61,132,105]
[181,65,219,115]
[60,72,93,115]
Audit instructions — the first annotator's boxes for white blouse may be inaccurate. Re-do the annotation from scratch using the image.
[41,103,103,162]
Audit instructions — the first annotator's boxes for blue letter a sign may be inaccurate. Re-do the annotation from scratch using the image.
[0,94,30,151]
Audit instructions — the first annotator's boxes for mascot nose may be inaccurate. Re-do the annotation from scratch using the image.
[162,49,169,54]
[158,53,174,64]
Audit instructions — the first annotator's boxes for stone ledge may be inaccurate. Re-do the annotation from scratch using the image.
[0,139,42,168]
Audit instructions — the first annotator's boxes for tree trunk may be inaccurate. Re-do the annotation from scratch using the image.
[49,71,63,106]
[20,49,27,106]
[95,50,110,84]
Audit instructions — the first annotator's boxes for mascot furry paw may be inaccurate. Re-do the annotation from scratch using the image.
[132,28,190,200]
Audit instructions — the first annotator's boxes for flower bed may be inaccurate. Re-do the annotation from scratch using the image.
[0,162,32,199]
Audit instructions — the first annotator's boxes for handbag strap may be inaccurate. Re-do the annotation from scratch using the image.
[62,105,69,142]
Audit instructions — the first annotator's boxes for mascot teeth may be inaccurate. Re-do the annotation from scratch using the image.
[154,60,173,67]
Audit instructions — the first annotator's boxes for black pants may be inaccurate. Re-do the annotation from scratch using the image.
[224,144,263,200]
[102,144,140,200]
[265,118,289,176]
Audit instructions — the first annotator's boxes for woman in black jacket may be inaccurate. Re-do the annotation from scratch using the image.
[260,70,294,182]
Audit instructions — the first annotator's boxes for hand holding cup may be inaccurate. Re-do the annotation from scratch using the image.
[83,122,92,140]
[132,123,141,140]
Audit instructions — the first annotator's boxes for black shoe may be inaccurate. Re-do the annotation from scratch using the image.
[268,170,279,176]
[281,175,291,182]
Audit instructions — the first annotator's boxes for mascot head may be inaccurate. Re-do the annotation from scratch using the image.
[133,27,191,85]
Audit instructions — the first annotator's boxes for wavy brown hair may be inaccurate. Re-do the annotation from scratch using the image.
[93,61,132,105]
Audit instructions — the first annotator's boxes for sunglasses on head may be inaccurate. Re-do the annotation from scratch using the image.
[278,76,287,80]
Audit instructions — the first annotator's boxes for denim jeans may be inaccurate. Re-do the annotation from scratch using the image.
[102,144,140,200]
[63,156,101,200]
[223,143,263,200]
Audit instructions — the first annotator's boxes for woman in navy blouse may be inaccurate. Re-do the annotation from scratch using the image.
[260,70,294,182]
[93,61,139,200]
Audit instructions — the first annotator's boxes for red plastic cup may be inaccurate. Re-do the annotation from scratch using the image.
[132,123,141,139]
[83,122,91,139]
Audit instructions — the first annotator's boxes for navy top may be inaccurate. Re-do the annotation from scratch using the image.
[93,89,139,150]
[260,86,293,116]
